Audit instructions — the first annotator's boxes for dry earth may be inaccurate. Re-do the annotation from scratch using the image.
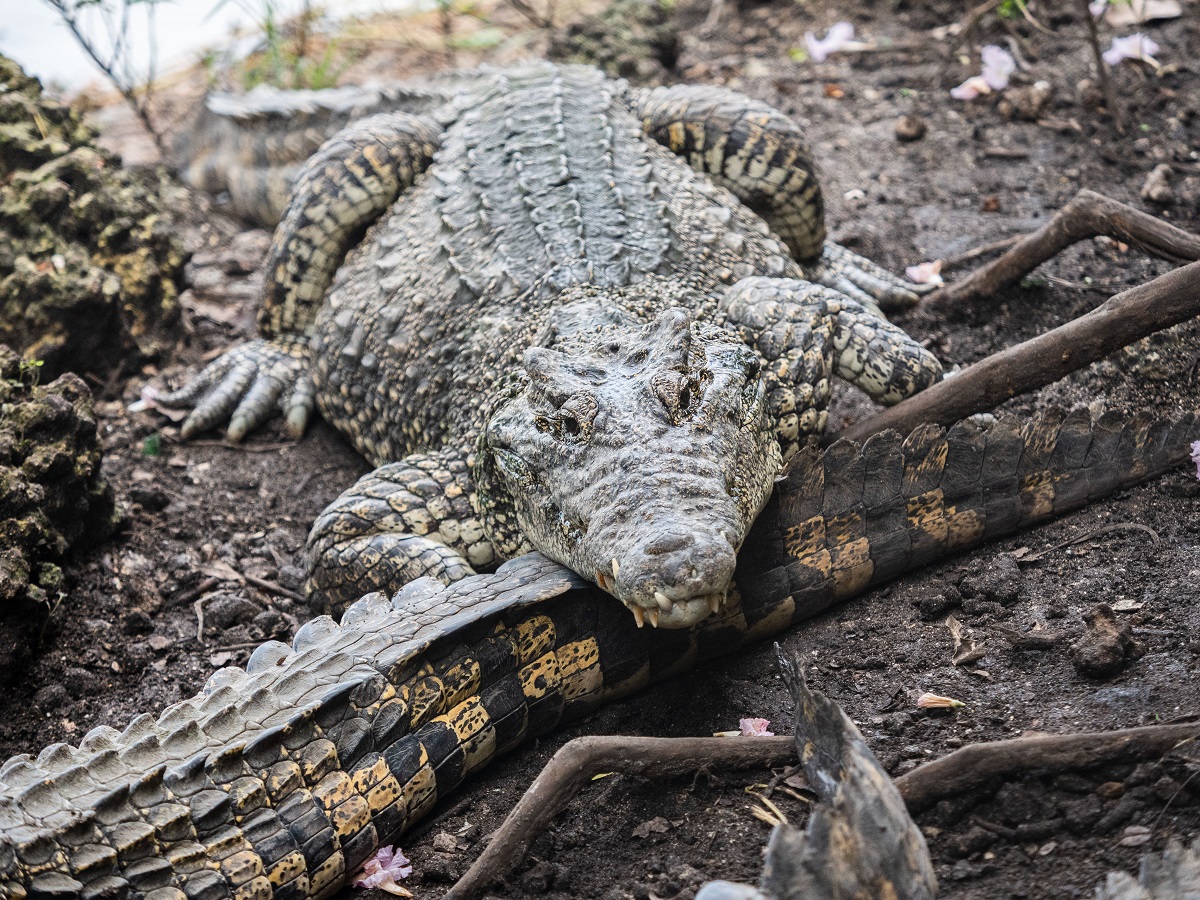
[3,1,1200,898]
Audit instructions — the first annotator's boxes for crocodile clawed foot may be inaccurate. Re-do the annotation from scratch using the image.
[806,240,931,314]
[156,336,315,442]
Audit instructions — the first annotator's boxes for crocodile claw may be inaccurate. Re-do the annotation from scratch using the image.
[806,240,929,313]
[157,337,315,442]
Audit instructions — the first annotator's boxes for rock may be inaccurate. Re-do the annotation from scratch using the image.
[0,55,185,377]
[204,593,262,631]
[998,81,1054,121]
[895,115,927,142]
[1140,163,1174,205]
[33,683,68,711]
[913,583,961,620]
[0,346,116,685]
[993,781,1057,826]
[122,610,154,635]
[1071,604,1145,678]
[1061,794,1103,834]
[959,555,1023,606]
[128,485,170,512]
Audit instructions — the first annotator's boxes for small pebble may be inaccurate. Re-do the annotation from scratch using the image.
[1140,164,1174,205]
[895,115,927,142]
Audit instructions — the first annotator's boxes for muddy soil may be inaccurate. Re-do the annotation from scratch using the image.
[3,2,1199,898]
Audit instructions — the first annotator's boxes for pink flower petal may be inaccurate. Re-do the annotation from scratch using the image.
[1089,0,1108,16]
[950,75,992,100]
[739,717,775,736]
[905,260,944,286]
[980,45,1016,90]
[352,846,413,893]
[1102,33,1161,67]
[804,21,854,63]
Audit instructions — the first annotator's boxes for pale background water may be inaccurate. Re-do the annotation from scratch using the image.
[0,0,420,92]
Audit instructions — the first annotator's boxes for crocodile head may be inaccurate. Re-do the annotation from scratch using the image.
[481,304,780,629]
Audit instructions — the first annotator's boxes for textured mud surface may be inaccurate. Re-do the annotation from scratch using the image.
[0,55,185,379]
[1,2,1199,898]
[0,345,116,688]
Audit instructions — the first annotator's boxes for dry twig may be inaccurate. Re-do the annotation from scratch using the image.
[1080,0,1123,131]
[839,257,1200,443]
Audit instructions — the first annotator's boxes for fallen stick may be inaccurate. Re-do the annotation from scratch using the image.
[441,735,796,900]
[838,258,1200,443]
[932,190,1200,306]
[445,721,1199,899]
[895,720,1199,811]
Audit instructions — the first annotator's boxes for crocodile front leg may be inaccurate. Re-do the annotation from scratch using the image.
[720,277,942,460]
[159,112,442,442]
[635,85,925,312]
[305,450,500,615]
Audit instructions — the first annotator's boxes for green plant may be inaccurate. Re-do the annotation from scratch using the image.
[6,358,45,389]
[211,0,351,91]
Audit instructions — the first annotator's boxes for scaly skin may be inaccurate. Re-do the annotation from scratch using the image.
[163,63,942,629]
[0,407,1194,900]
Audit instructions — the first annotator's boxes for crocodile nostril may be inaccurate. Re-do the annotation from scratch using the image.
[644,531,695,555]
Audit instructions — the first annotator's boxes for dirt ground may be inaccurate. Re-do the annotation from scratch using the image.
[4,1,1200,898]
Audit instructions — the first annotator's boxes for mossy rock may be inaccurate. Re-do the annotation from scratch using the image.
[0,55,185,378]
[0,344,117,685]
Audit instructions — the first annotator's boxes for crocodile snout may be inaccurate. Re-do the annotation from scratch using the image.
[600,531,737,629]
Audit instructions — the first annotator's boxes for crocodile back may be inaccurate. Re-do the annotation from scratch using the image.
[305,63,803,465]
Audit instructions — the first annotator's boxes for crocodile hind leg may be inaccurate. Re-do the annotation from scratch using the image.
[158,112,443,441]
[720,276,942,460]
[635,85,925,312]
[305,449,499,615]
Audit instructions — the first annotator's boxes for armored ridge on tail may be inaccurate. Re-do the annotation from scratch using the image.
[0,405,1193,900]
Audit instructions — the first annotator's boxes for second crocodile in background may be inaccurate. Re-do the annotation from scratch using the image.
[160,62,943,628]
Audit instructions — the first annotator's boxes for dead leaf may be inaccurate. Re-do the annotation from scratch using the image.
[631,816,671,838]
[1105,0,1181,26]
[947,615,987,666]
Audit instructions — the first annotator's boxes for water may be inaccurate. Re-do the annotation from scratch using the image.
[0,0,419,93]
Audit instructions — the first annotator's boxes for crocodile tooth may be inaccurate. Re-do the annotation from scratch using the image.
[646,608,660,628]
[709,595,722,614]
[631,606,645,628]
[611,558,620,577]
[653,591,671,611]
[595,570,610,591]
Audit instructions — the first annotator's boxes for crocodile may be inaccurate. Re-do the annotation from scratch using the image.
[1,405,1195,900]
[159,62,946,630]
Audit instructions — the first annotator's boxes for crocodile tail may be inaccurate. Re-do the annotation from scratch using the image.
[737,407,1199,627]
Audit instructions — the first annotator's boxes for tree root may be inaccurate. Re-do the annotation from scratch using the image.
[838,257,1200,443]
[896,720,1199,812]
[933,189,1200,306]
[444,719,1199,899]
